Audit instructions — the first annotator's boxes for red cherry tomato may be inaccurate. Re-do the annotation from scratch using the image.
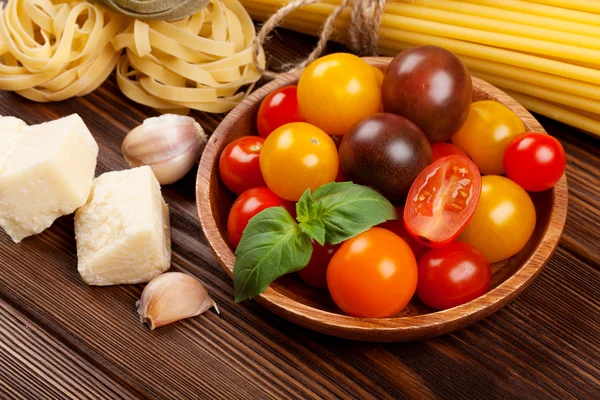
[430,142,469,162]
[297,241,341,289]
[503,132,566,192]
[405,155,482,247]
[257,86,305,138]
[227,187,294,248]
[417,242,492,310]
[219,136,266,195]
[379,207,428,259]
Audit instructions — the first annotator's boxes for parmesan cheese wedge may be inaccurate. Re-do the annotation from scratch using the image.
[0,114,98,242]
[74,166,172,286]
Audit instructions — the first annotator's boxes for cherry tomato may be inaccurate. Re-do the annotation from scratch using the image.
[339,113,432,204]
[372,66,384,86]
[379,207,428,259]
[451,101,525,175]
[431,142,469,162]
[382,46,472,143]
[260,122,338,201]
[405,155,482,247]
[460,176,536,263]
[417,242,492,310]
[298,53,382,136]
[297,241,341,289]
[503,132,566,192]
[327,227,418,318]
[257,86,305,138]
[335,167,345,183]
[227,187,294,248]
[219,136,266,195]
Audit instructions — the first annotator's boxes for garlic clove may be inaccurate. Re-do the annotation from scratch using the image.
[137,272,219,330]
[122,114,207,185]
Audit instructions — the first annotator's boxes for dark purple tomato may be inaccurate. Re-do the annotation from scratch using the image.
[382,46,472,143]
[339,113,432,204]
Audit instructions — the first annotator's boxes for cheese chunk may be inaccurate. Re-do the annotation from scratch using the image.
[0,117,26,171]
[0,114,99,242]
[74,166,171,286]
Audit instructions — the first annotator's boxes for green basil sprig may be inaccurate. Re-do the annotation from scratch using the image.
[233,182,397,302]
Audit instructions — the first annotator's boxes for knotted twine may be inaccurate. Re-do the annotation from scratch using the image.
[253,0,386,79]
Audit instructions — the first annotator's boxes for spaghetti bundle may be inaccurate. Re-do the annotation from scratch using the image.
[241,0,600,137]
[0,0,262,113]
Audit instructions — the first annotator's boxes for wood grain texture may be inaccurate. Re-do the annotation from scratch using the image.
[197,56,568,341]
[0,27,598,399]
[0,300,137,400]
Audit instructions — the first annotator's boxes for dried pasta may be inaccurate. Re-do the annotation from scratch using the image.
[0,0,126,101]
[112,0,264,113]
[0,0,262,114]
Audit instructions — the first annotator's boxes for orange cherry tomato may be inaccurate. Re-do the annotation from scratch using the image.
[327,227,418,318]
[260,122,338,201]
[298,53,382,136]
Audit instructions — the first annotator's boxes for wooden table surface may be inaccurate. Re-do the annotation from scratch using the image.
[0,28,599,400]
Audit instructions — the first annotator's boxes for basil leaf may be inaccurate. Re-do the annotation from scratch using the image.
[299,219,326,245]
[311,182,398,244]
[296,189,318,223]
[233,207,312,303]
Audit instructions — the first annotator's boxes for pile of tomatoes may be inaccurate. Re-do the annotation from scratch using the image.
[219,47,566,318]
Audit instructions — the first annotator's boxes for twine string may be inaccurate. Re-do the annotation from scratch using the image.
[253,0,386,79]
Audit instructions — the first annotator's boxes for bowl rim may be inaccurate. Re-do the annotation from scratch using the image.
[196,56,568,340]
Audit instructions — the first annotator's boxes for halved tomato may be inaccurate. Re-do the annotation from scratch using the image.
[404,155,482,247]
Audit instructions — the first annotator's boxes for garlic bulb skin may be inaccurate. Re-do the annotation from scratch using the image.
[137,272,219,330]
[122,114,207,185]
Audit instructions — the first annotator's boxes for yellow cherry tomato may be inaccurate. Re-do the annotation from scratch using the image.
[372,66,384,86]
[298,53,382,136]
[451,101,525,175]
[260,122,339,201]
[459,175,536,263]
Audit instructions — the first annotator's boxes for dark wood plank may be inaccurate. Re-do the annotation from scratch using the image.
[0,27,598,399]
[0,300,138,400]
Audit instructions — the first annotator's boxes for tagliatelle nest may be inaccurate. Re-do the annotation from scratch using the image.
[91,0,211,21]
[0,0,263,114]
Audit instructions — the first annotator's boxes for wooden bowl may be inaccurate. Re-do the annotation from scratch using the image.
[196,57,568,342]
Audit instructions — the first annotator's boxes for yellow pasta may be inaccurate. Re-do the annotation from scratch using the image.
[0,0,262,114]
[0,0,126,101]
[505,90,600,138]
[112,0,263,113]
[388,0,600,38]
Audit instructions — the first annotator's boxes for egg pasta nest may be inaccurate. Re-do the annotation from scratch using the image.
[0,0,262,113]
